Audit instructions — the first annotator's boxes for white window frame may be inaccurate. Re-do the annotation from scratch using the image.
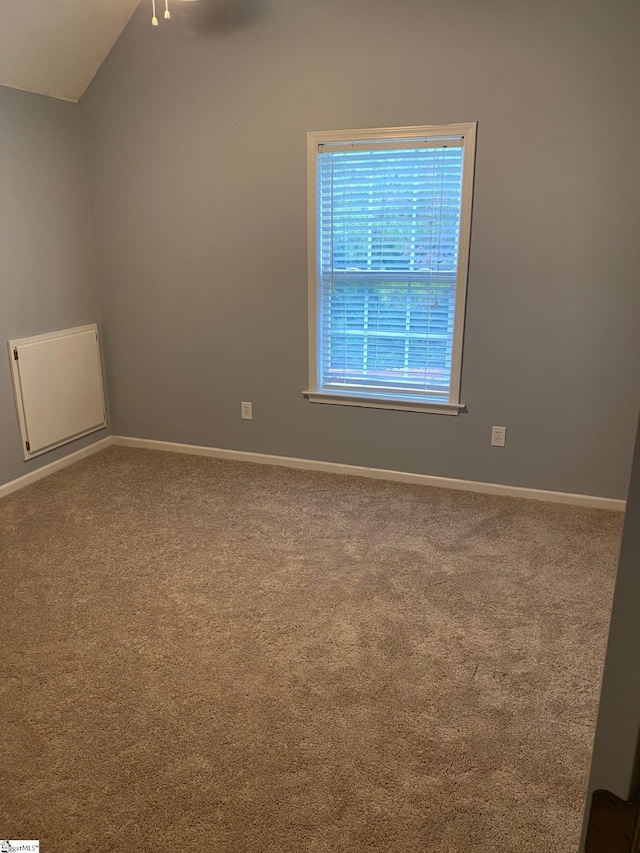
[304,122,477,415]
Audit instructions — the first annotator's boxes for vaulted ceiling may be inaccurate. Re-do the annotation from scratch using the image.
[0,0,139,102]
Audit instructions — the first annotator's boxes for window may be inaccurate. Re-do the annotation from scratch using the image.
[305,123,476,414]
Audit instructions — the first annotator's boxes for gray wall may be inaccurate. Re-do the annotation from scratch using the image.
[80,0,640,499]
[581,407,640,849]
[0,85,108,488]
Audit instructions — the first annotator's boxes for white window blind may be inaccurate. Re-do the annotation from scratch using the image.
[307,125,476,413]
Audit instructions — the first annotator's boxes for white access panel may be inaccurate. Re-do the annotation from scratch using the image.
[9,324,106,460]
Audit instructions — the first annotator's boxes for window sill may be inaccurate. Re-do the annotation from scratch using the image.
[302,390,463,415]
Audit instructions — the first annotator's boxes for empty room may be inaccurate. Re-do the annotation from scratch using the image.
[2,1,640,851]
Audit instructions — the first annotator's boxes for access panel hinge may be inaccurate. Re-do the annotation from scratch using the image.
[25,440,30,453]
[13,347,18,360]
[586,790,640,853]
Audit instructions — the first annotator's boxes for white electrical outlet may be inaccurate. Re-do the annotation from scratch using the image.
[491,426,506,447]
[241,401,252,420]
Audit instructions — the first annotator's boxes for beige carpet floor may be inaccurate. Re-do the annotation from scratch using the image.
[0,446,622,852]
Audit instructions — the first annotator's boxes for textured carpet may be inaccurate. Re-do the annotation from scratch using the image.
[0,446,622,852]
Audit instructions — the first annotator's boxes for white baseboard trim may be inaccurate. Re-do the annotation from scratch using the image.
[0,436,113,500]
[112,436,625,511]
[1,432,624,511]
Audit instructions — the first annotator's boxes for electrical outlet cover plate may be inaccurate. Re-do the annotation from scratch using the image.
[491,426,506,447]
[241,402,252,420]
